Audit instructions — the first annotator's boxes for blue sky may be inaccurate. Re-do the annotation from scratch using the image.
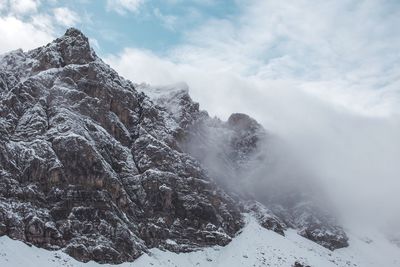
[77,0,238,54]
[1,0,241,55]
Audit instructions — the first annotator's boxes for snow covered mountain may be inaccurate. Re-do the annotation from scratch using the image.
[1,215,400,267]
[0,28,398,266]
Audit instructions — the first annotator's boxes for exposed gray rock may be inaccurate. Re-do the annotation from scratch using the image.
[293,261,311,267]
[144,83,348,250]
[244,201,287,236]
[0,28,243,263]
[0,28,348,264]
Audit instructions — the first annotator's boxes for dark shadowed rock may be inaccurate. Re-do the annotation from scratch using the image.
[144,83,348,251]
[0,28,348,264]
[0,28,243,263]
[293,261,311,267]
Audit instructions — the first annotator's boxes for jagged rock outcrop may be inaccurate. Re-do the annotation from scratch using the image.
[141,82,348,251]
[293,261,311,267]
[0,28,242,263]
[0,28,347,264]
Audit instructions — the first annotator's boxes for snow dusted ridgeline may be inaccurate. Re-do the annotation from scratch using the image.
[1,215,400,267]
[0,28,363,265]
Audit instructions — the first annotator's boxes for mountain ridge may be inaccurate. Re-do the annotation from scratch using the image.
[0,28,347,264]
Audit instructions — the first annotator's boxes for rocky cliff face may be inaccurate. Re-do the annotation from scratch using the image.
[138,78,348,251]
[0,28,347,264]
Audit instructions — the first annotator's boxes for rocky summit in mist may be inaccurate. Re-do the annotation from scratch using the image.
[0,28,348,264]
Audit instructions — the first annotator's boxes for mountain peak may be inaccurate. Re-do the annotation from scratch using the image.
[26,28,97,72]
[0,28,349,265]
[64,27,86,38]
[228,113,260,131]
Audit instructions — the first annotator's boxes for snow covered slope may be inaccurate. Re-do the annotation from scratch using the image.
[1,215,399,267]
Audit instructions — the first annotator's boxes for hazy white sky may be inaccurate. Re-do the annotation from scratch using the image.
[1,0,400,229]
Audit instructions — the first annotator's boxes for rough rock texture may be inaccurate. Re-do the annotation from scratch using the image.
[0,28,242,263]
[0,28,348,264]
[388,231,400,248]
[293,261,311,267]
[244,201,287,236]
[140,82,349,251]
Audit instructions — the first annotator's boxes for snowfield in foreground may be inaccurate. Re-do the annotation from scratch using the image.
[1,215,399,267]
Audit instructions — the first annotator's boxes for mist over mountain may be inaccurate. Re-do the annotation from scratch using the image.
[0,28,399,267]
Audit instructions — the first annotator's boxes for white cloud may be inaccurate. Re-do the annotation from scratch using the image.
[31,13,54,32]
[89,37,100,51]
[0,0,7,12]
[164,0,215,6]
[154,8,177,31]
[0,3,82,54]
[9,0,40,15]
[106,0,144,15]
[53,7,80,27]
[108,0,400,117]
[163,0,399,117]
[0,15,54,54]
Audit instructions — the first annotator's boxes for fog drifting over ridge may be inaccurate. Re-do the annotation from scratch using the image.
[106,0,400,233]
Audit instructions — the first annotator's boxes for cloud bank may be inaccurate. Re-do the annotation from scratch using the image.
[0,0,85,55]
